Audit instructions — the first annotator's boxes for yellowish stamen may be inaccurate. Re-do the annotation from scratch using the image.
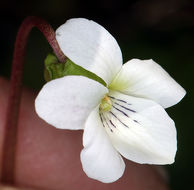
[100,95,112,112]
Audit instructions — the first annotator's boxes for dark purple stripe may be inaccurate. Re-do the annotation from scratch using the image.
[109,120,116,128]
[110,111,129,128]
[112,105,129,117]
[99,113,105,128]
[108,95,131,104]
[114,102,136,113]
[133,120,139,123]
[102,113,113,132]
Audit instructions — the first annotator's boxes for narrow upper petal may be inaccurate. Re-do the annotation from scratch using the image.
[102,90,177,164]
[81,107,125,183]
[109,59,186,108]
[56,18,123,85]
[35,76,108,130]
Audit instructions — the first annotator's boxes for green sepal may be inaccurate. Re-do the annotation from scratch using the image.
[44,53,107,87]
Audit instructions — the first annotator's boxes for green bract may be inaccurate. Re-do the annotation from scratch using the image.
[44,53,106,86]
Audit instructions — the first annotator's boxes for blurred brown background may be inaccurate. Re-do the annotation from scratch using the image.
[0,0,193,189]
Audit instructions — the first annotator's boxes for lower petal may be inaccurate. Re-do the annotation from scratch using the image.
[81,107,125,183]
[103,90,177,165]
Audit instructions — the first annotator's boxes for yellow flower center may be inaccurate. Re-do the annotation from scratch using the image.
[100,95,112,112]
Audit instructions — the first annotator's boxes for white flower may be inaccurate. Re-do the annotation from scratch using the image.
[35,18,186,183]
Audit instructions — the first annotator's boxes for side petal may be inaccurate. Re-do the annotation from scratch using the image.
[81,107,125,183]
[102,90,177,164]
[109,59,186,108]
[35,76,108,130]
[56,18,123,85]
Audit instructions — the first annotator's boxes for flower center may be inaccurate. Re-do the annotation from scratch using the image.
[100,95,112,112]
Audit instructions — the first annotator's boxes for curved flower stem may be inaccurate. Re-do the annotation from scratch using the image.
[1,16,66,184]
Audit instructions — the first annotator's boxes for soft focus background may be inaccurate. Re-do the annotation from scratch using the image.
[0,0,193,189]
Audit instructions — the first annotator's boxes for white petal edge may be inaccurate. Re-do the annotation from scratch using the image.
[81,106,125,183]
[35,76,108,130]
[109,59,186,108]
[56,18,123,85]
[103,90,177,164]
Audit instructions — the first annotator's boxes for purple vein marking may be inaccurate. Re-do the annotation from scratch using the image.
[102,113,113,132]
[133,120,139,124]
[110,111,129,128]
[99,113,105,128]
[108,95,132,105]
[114,102,136,113]
[112,105,129,117]
[109,120,116,128]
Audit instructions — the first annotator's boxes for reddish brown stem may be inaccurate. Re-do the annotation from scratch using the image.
[1,16,66,184]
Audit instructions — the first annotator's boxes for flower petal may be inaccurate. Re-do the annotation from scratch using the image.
[81,107,125,183]
[56,18,123,85]
[103,90,177,164]
[109,59,186,108]
[35,76,108,130]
